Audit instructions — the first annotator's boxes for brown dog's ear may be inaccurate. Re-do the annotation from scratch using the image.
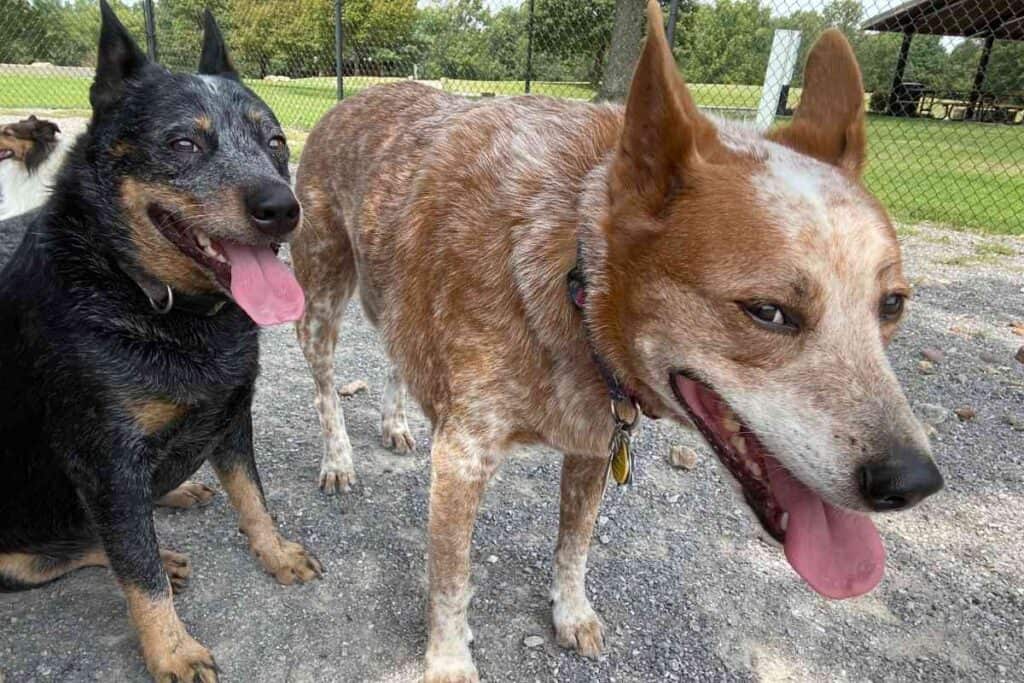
[37,121,60,143]
[610,0,710,218]
[770,29,866,176]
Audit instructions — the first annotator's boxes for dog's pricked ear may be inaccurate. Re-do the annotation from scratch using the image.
[91,0,149,113]
[610,0,709,219]
[198,9,239,81]
[769,29,866,176]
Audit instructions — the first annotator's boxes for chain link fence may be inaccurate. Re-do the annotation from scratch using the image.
[1,0,1021,233]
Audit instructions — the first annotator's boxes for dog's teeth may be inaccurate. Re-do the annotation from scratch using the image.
[748,459,761,478]
[195,231,211,248]
[730,435,747,455]
[201,243,228,264]
[780,512,789,532]
[722,414,741,433]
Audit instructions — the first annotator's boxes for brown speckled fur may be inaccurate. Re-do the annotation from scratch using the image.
[292,3,936,679]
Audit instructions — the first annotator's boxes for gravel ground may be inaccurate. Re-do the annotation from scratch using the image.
[1,168,1022,681]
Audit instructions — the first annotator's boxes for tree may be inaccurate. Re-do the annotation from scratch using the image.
[984,40,1024,103]
[675,0,773,85]
[414,0,498,80]
[156,0,230,72]
[597,0,645,101]
[0,0,144,67]
[226,0,331,77]
[534,0,614,87]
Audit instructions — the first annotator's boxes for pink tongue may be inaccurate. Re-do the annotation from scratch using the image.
[767,461,885,599]
[220,242,305,326]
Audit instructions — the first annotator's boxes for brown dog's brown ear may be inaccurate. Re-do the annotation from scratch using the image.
[770,29,866,176]
[610,0,710,218]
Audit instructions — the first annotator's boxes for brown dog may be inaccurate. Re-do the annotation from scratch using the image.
[292,3,942,679]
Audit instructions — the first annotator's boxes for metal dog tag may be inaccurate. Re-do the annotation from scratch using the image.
[608,427,633,486]
[606,399,639,486]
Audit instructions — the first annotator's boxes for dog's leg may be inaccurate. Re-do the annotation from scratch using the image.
[293,202,358,494]
[380,364,415,453]
[210,404,323,585]
[424,422,501,683]
[75,448,217,682]
[0,547,190,595]
[155,480,217,509]
[551,453,607,658]
[0,547,107,591]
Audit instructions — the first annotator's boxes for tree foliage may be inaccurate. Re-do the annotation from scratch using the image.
[0,0,1020,103]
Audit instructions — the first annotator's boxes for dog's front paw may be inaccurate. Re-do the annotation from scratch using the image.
[252,536,323,586]
[381,415,415,453]
[156,481,217,509]
[160,549,191,594]
[424,652,479,683]
[318,463,355,494]
[553,599,605,659]
[144,631,218,683]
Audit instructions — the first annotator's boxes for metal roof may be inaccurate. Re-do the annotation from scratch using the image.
[862,0,1024,41]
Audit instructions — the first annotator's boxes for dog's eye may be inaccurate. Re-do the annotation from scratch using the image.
[170,138,201,154]
[880,293,905,321]
[743,303,797,332]
[268,135,287,151]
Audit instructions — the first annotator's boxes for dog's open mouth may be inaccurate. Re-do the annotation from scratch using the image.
[146,204,305,326]
[0,149,13,162]
[670,372,885,599]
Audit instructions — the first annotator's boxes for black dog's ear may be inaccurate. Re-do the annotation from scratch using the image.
[90,0,149,112]
[198,9,239,80]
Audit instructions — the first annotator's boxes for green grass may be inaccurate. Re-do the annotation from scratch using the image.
[2,71,1021,234]
[863,116,1023,235]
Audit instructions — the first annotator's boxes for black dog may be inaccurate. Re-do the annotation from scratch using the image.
[0,3,318,680]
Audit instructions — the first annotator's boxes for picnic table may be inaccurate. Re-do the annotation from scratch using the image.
[919,91,1024,124]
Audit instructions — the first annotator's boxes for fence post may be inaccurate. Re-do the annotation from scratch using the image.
[756,29,801,132]
[335,0,344,100]
[524,0,535,94]
[142,0,158,62]
[666,0,680,47]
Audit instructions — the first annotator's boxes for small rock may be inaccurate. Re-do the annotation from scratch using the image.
[918,360,935,374]
[666,494,680,504]
[486,554,498,564]
[597,515,610,527]
[1016,346,1024,365]
[954,407,977,422]
[599,534,611,545]
[668,445,699,470]
[921,347,944,363]
[1005,414,1024,432]
[979,352,1002,364]
[337,379,368,397]
[917,403,950,425]
[523,635,545,648]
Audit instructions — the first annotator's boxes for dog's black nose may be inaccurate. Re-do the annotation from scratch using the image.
[245,182,300,238]
[859,446,943,512]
